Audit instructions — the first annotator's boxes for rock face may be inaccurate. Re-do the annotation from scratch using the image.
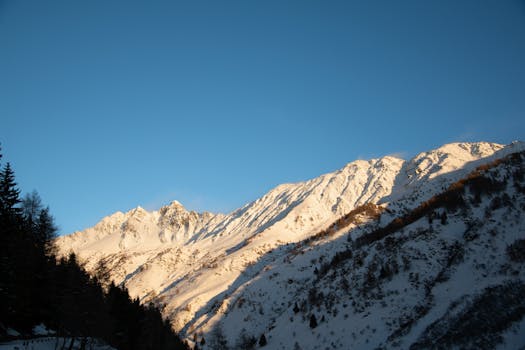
[56,141,525,349]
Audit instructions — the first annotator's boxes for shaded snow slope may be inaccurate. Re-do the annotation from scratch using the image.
[55,141,524,347]
[199,148,525,350]
[0,337,115,350]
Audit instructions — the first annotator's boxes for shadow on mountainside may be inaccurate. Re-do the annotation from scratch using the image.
[170,146,525,345]
[379,144,520,206]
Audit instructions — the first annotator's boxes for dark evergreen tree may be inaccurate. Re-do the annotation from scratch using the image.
[0,157,29,330]
[293,302,300,313]
[0,148,188,349]
[36,206,58,256]
[0,162,21,216]
[441,211,448,225]
[94,259,112,290]
[209,324,228,350]
[259,333,267,347]
[309,314,318,329]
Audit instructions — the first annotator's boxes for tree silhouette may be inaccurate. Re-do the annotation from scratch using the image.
[0,148,188,349]
[309,314,318,329]
[259,333,267,347]
[0,162,21,216]
[22,190,42,223]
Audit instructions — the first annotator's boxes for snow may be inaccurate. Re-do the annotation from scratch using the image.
[5,330,19,337]
[55,141,525,348]
[0,337,115,350]
[32,325,54,337]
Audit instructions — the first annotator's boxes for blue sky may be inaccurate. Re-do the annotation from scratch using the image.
[1,0,524,235]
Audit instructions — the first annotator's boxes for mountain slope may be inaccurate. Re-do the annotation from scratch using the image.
[55,141,525,348]
[213,148,525,350]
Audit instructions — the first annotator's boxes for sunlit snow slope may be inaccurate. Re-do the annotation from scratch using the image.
[56,141,524,348]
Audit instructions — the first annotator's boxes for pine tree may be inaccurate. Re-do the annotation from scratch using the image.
[0,147,189,349]
[259,334,267,347]
[293,302,300,313]
[94,259,112,291]
[0,159,26,328]
[21,191,57,256]
[0,149,12,325]
[441,211,448,225]
[209,324,228,350]
[309,314,318,329]
[36,206,58,256]
[0,162,21,216]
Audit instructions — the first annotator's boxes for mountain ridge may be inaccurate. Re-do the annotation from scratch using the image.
[55,141,525,348]
[59,142,513,251]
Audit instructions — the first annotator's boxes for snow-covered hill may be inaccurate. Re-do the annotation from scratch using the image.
[56,141,525,349]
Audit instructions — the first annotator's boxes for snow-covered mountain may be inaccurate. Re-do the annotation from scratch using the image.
[56,141,525,349]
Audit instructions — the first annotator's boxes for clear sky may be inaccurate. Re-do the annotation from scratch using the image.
[1,0,524,235]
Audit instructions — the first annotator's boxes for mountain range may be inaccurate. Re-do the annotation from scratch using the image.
[56,141,525,349]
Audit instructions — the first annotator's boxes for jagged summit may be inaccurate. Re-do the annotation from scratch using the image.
[55,141,525,348]
[56,140,517,275]
[58,142,510,253]
[409,141,503,177]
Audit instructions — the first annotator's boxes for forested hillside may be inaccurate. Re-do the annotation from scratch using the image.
[0,146,188,350]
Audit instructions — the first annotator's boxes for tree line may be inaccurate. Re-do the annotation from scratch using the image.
[0,146,188,349]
